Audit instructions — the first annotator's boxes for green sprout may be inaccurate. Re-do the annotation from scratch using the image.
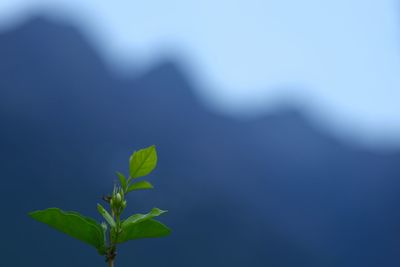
[29,145,170,267]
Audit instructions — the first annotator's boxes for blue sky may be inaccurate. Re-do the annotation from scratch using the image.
[1,0,400,147]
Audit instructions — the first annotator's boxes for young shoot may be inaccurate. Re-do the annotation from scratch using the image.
[29,145,170,267]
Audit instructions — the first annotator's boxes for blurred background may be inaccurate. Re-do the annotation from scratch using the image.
[1,1,400,266]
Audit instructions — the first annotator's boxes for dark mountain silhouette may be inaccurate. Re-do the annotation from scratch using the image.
[1,16,400,267]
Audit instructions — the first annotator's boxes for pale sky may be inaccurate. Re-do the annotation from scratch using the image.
[1,0,400,148]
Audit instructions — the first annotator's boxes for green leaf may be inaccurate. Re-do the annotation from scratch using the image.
[29,208,106,254]
[118,208,169,243]
[97,204,116,228]
[122,207,167,226]
[126,180,154,193]
[129,145,157,180]
[117,219,171,243]
[117,172,127,191]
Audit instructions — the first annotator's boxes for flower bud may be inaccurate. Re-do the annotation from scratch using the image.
[115,193,122,203]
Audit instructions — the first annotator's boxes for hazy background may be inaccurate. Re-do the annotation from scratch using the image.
[1,1,400,266]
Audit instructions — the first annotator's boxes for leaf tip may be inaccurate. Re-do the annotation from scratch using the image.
[96,203,103,213]
[152,207,168,216]
[28,210,36,217]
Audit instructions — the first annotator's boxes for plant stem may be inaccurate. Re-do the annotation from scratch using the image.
[107,206,118,266]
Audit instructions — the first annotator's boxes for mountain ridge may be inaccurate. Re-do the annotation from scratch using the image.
[0,15,364,152]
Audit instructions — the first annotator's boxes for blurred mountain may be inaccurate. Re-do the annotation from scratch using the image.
[1,16,400,267]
